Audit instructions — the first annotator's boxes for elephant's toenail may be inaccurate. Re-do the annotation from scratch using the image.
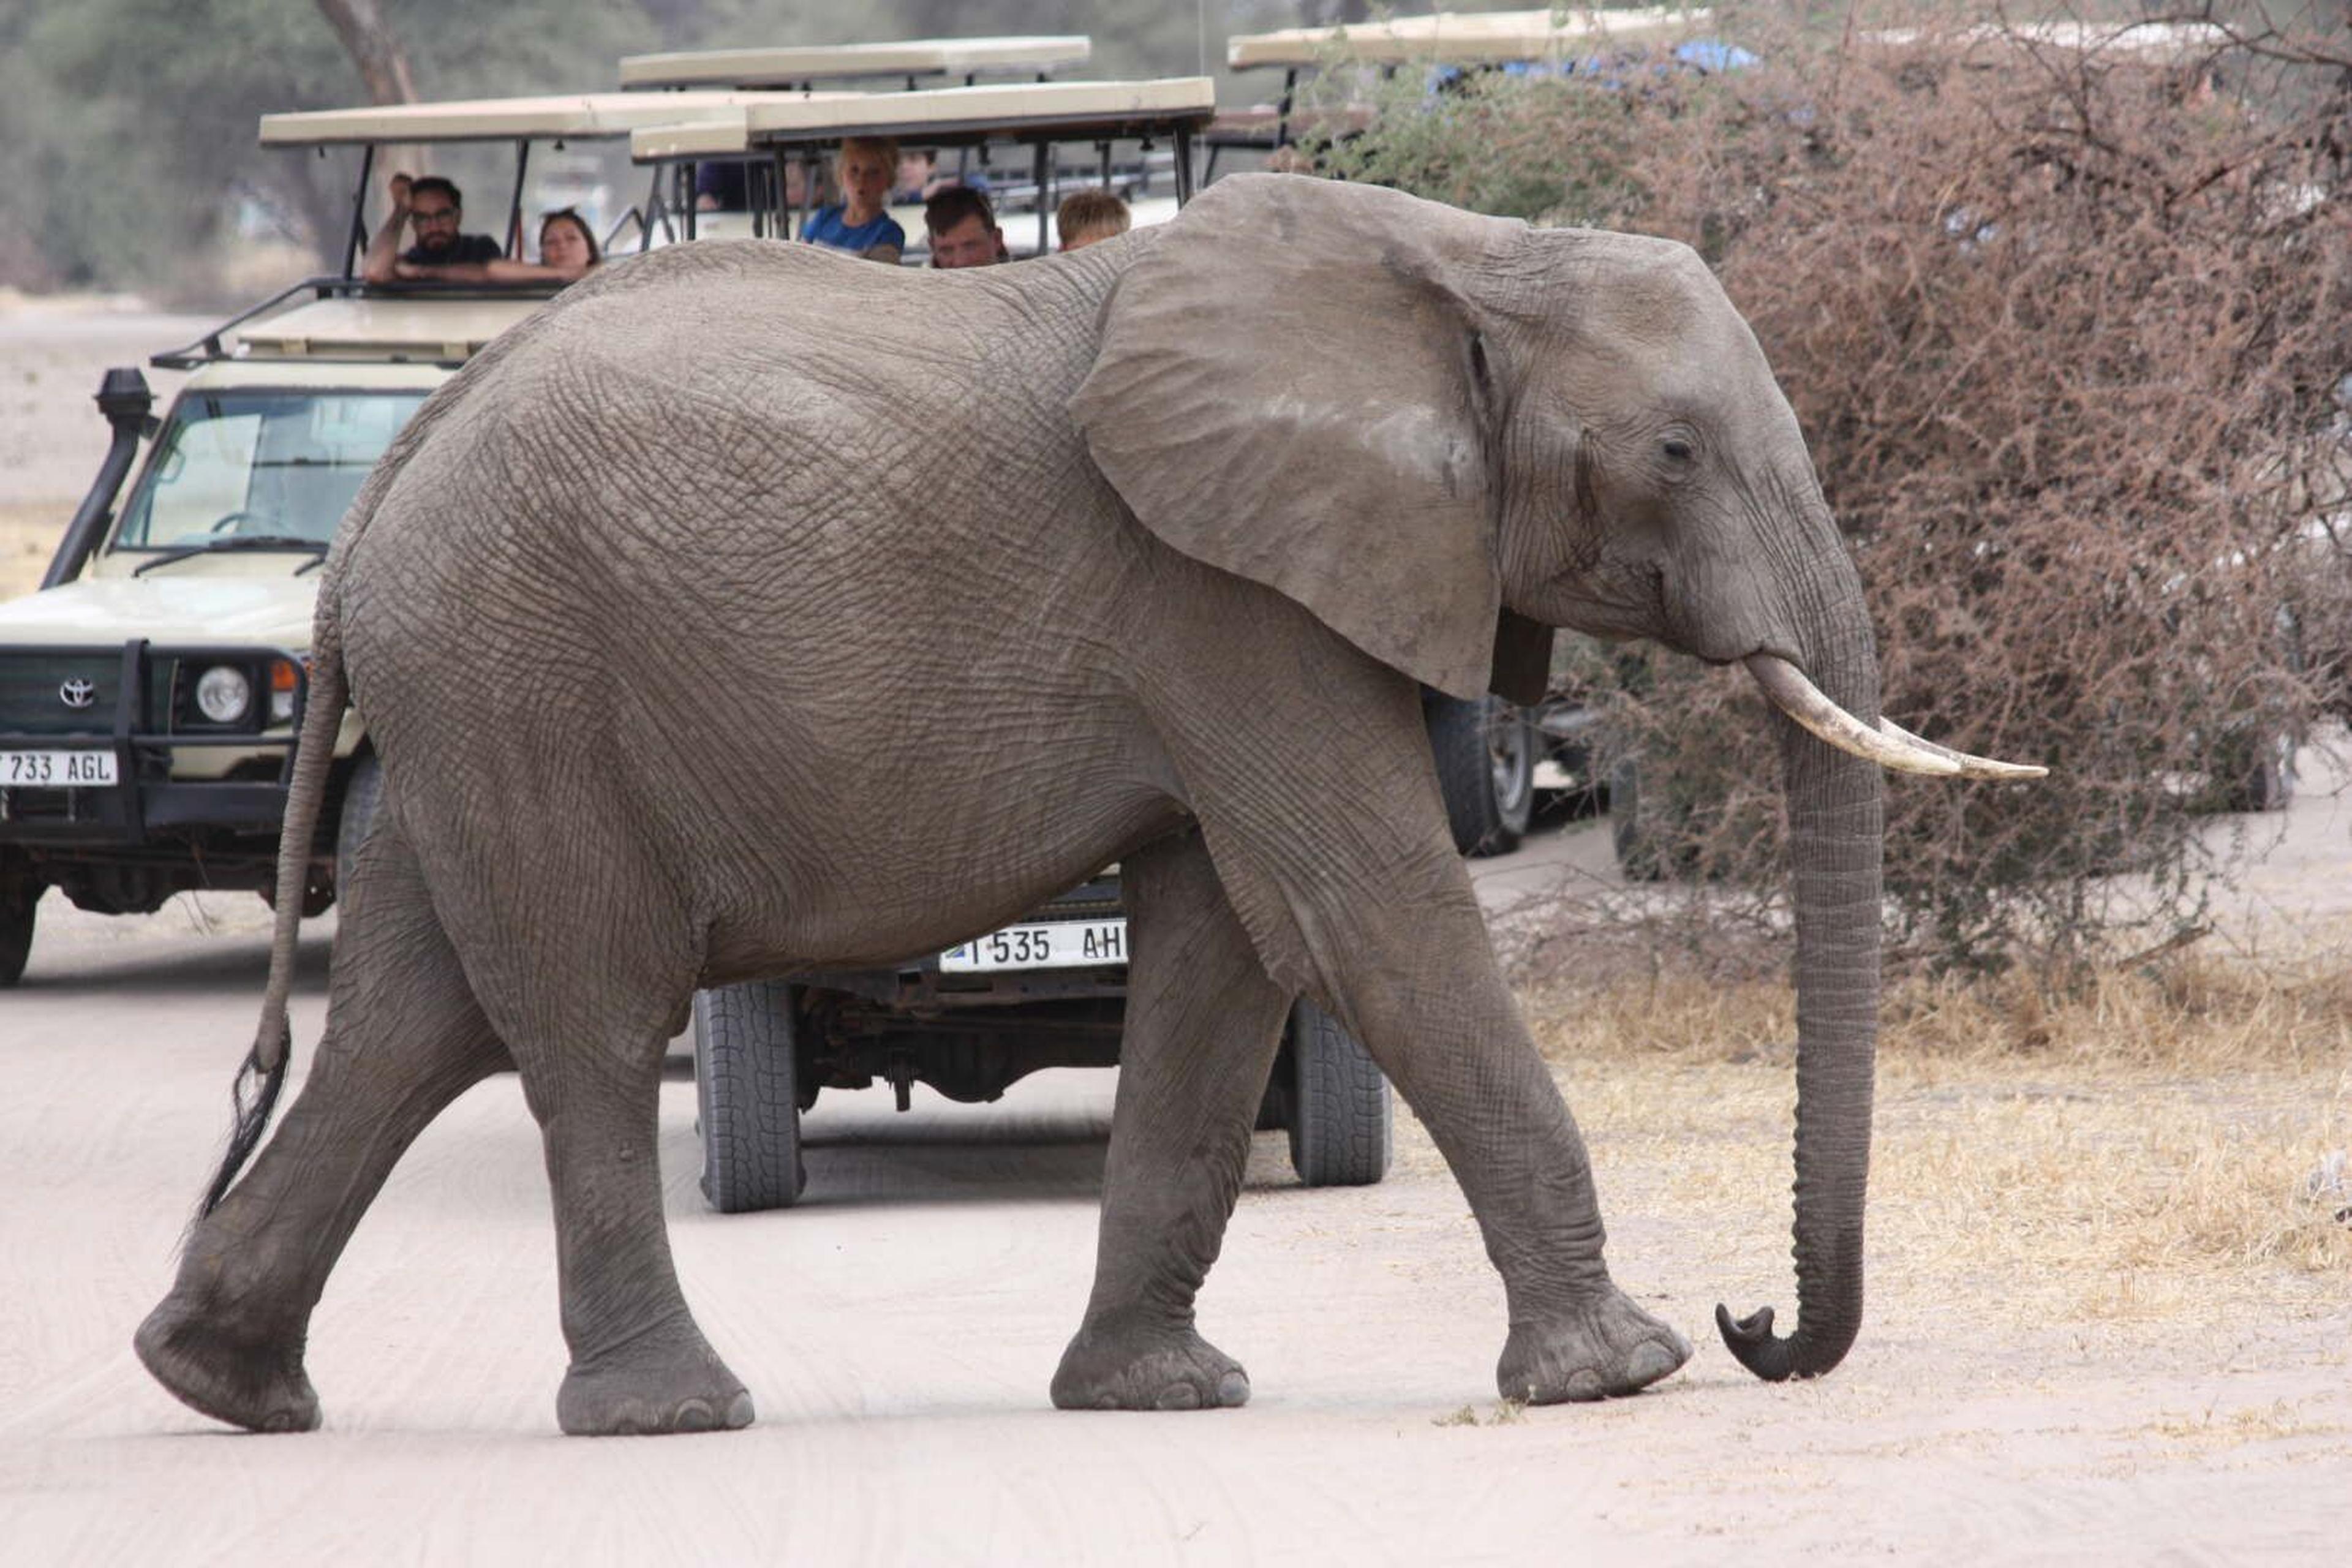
[675,1400,714,1432]
[724,1392,756,1429]
[1624,1341,1683,1385]
[1216,1371,1251,1408]
[1155,1383,1203,1411]
[1564,1369,1604,1400]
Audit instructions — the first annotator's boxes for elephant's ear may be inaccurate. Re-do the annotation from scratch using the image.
[1075,175,1523,701]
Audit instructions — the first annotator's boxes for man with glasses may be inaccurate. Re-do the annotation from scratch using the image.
[362,173,504,285]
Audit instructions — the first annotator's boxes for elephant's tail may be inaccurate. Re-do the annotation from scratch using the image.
[195,586,350,1221]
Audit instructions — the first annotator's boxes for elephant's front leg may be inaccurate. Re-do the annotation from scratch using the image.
[1167,673,1691,1403]
[1329,898,1694,1402]
[1051,830,1287,1411]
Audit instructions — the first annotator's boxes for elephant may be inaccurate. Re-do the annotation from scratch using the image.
[135,173,2038,1436]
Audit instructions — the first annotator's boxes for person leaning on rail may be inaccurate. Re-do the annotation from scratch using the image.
[361,173,503,284]
[388,208,601,287]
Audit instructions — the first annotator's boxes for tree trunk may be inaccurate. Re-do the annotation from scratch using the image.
[310,1,420,268]
[313,0,418,105]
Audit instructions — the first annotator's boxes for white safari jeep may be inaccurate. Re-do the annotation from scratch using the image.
[0,296,533,976]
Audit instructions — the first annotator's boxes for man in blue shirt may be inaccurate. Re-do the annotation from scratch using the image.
[801,138,906,263]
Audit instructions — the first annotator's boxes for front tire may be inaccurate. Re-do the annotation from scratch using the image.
[694,980,806,1213]
[1427,693,1537,856]
[1285,999,1391,1186]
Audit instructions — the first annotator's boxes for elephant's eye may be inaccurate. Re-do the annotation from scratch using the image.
[1661,437,1697,464]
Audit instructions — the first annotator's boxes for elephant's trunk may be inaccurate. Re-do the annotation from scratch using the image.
[1717,592,1885,1382]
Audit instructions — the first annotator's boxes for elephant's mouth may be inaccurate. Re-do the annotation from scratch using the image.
[1744,654,2046,780]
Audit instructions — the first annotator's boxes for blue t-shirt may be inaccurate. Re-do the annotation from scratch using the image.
[801,206,907,255]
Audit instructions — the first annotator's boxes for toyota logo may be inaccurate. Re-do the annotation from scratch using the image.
[59,678,96,710]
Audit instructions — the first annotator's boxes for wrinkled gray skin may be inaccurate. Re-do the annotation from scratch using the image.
[136,175,1882,1435]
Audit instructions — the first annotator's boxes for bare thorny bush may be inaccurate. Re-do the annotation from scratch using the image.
[1320,2,2352,979]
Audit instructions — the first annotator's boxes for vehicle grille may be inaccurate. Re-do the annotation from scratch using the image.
[0,653,120,738]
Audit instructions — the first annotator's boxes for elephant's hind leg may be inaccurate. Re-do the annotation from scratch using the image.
[405,779,748,1436]
[135,816,510,1433]
[1052,831,1284,1412]
[532,1054,753,1437]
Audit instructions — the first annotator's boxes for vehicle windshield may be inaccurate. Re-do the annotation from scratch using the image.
[113,389,429,551]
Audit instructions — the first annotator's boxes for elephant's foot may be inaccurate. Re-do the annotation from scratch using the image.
[134,1294,320,1433]
[556,1325,753,1436]
[1050,1311,1251,1411]
[1497,1285,1692,1404]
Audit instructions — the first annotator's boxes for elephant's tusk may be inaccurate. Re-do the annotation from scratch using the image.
[1743,654,1960,777]
[1876,717,2049,781]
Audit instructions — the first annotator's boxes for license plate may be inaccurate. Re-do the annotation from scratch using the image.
[940,918,1128,973]
[1,749,118,787]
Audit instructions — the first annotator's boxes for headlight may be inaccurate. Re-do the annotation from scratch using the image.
[195,665,252,725]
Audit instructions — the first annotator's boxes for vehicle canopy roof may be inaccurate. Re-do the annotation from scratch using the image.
[629,76,1215,162]
[1225,6,1713,70]
[1856,20,2231,59]
[258,89,844,148]
[156,294,547,370]
[619,34,1093,91]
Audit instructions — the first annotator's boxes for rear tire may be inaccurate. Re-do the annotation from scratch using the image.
[1427,693,1537,856]
[0,879,37,988]
[694,980,806,1213]
[1285,999,1391,1186]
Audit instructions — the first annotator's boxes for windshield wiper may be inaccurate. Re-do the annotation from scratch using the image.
[132,535,330,577]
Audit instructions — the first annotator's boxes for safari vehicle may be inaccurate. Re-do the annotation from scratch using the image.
[631,77,1397,1209]
[0,90,835,986]
[619,33,1103,249]
[631,74,1210,262]
[0,303,537,986]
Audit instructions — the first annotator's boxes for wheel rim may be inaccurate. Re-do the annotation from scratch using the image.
[1487,707,1532,814]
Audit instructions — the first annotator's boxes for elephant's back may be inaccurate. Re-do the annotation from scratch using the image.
[337,232,1155,824]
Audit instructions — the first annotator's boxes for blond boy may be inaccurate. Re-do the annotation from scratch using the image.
[802,137,905,263]
[1055,189,1133,252]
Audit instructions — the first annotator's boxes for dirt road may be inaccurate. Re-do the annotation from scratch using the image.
[5,843,2347,1564]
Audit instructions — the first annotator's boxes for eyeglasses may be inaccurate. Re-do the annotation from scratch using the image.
[410,206,460,225]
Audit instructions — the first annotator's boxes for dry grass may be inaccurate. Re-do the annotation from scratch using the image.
[1518,951,2352,1333]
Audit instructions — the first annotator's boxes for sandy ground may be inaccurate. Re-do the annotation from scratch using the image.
[3,303,2349,1564]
